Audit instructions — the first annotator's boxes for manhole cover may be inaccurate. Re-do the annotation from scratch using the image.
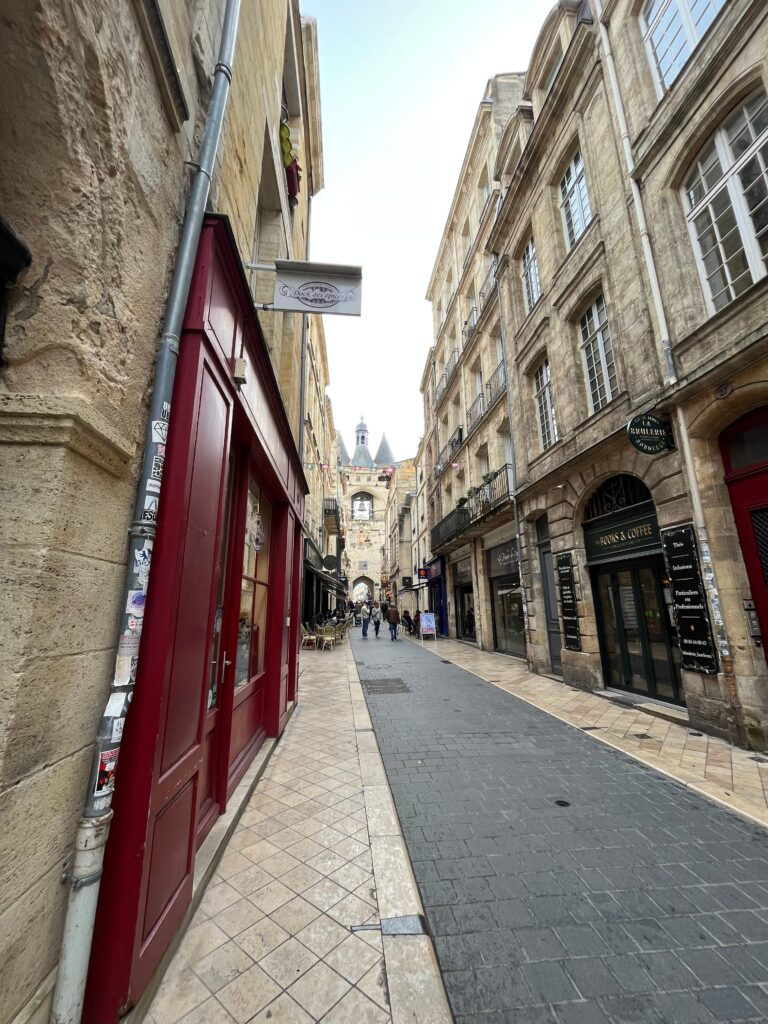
[362,678,410,695]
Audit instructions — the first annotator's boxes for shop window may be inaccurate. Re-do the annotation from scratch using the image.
[579,294,618,413]
[683,88,768,313]
[533,357,558,452]
[521,237,541,313]
[560,150,592,250]
[642,0,726,92]
[235,478,272,689]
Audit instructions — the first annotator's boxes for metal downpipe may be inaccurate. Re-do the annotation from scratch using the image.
[50,2,242,1020]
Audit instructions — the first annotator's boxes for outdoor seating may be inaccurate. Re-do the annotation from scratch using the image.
[319,625,336,651]
[300,624,317,648]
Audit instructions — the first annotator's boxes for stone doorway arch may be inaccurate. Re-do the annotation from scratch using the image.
[352,576,374,603]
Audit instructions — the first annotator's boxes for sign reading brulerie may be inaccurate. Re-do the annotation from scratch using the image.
[273,260,362,316]
[627,412,675,455]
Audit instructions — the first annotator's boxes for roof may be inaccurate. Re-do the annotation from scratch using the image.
[350,443,375,469]
[337,430,351,466]
[373,434,395,467]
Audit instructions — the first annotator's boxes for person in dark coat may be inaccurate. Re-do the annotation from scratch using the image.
[386,604,400,641]
[401,609,414,635]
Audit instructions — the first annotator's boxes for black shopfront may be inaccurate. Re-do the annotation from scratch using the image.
[487,540,525,658]
[584,476,683,705]
[454,556,476,641]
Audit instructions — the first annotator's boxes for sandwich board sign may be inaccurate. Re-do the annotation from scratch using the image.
[420,611,436,642]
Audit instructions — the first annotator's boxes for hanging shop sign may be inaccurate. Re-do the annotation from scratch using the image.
[322,554,339,572]
[418,567,429,580]
[661,524,718,675]
[556,552,582,652]
[627,413,675,455]
[273,260,362,316]
[426,558,442,580]
[487,540,519,579]
[584,508,660,564]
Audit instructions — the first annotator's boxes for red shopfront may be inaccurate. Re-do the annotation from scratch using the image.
[85,217,306,1022]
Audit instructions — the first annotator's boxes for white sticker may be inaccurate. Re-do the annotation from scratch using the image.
[126,590,147,617]
[112,655,131,686]
[118,635,140,657]
[111,717,125,743]
[142,495,159,523]
[145,479,161,494]
[105,692,125,718]
[151,420,168,443]
[161,401,170,422]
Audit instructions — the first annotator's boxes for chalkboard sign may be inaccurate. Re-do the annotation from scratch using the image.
[556,552,581,652]
[661,524,718,675]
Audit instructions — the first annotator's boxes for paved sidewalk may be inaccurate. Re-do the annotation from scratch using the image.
[424,638,768,828]
[353,632,768,1024]
[145,640,450,1024]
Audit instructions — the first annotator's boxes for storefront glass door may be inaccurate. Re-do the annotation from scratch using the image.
[491,578,525,657]
[594,558,682,704]
[456,585,476,640]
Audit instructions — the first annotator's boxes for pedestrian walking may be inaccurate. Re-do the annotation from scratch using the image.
[413,608,420,637]
[371,601,382,638]
[386,603,400,641]
[380,599,389,621]
[361,600,371,638]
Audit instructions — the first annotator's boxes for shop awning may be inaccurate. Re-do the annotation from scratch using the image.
[305,561,347,594]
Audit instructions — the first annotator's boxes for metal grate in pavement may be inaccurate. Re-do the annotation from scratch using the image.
[362,677,410,695]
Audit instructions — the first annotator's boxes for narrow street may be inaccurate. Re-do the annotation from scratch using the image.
[352,633,768,1023]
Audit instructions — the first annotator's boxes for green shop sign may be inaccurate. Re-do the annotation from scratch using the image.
[584,507,661,564]
[627,413,675,455]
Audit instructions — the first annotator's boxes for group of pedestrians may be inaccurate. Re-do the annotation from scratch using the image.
[358,600,421,640]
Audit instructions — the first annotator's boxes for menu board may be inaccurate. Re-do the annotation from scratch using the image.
[556,552,581,652]
[661,524,718,675]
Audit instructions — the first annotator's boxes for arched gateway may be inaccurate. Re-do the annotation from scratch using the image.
[352,576,374,603]
[583,474,683,704]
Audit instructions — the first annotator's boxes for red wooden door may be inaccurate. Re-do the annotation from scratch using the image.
[133,344,232,989]
[721,407,768,659]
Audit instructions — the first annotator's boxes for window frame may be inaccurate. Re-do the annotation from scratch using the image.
[681,88,768,315]
[641,0,727,95]
[579,294,619,414]
[521,236,542,313]
[559,150,593,251]
[533,357,558,452]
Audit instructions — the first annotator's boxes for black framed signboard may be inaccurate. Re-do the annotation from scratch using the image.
[556,552,581,652]
[660,524,718,675]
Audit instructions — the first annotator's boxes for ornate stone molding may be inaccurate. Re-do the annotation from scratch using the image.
[0,395,134,477]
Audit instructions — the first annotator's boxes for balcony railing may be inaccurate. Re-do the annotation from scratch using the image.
[434,371,447,405]
[467,392,485,435]
[486,360,506,407]
[462,243,472,270]
[431,507,471,550]
[435,348,459,406]
[447,423,463,450]
[435,425,464,477]
[479,260,498,310]
[462,306,478,346]
[430,464,515,551]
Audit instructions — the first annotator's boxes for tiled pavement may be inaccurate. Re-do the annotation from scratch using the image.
[354,632,768,1023]
[429,638,768,828]
[145,640,451,1024]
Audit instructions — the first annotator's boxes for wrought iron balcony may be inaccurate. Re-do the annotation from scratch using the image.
[447,424,463,451]
[435,425,463,478]
[479,259,498,311]
[323,497,341,535]
[435,348,459,406]
[462,306,478,346]
[467,392,485,435]
[486,360,506,407]
[430,464,515,553]
[434,371,448,404]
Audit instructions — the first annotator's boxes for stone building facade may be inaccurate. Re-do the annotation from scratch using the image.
[338,418,394,603]
[0,2,324,1020]
[383,459,417,613]
[425,0,768,748]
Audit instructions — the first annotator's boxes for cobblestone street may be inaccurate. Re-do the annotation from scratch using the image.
[353,633,768,1023]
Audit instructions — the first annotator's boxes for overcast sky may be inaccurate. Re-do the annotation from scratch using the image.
[304,0,548,463]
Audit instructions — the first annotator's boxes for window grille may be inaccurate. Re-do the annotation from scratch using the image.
[580,295,618,413]
[684,89,768,312]
[534,358,558,451]
[584,474,653,522]
[560,151,592,250]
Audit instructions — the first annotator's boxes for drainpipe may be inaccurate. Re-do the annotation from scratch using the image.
[593,0,745,743]
[495,269,533,671]
[50,3,242,1021]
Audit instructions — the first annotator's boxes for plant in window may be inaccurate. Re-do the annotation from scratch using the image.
[683,89,768,312]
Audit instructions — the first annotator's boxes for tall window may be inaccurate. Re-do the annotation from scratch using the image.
[534,358,558,451]
[642,0,726,90]
[580,295,618,413]
[684,89,768,312]
[560,151,592,249]
[235,478,271,689]
[522,237,541,312]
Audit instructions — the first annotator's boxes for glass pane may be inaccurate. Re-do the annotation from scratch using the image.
[235,580,254,689]
[617,573,648,692]
[255,495,272,584]
[637,567,676,700]
[597,574,624,686]
[727,423,768,470]
[207,458,234,710]
[253,583,268,678]
[243,478,261,576]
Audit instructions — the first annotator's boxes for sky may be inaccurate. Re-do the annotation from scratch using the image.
[304,0,548,463]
